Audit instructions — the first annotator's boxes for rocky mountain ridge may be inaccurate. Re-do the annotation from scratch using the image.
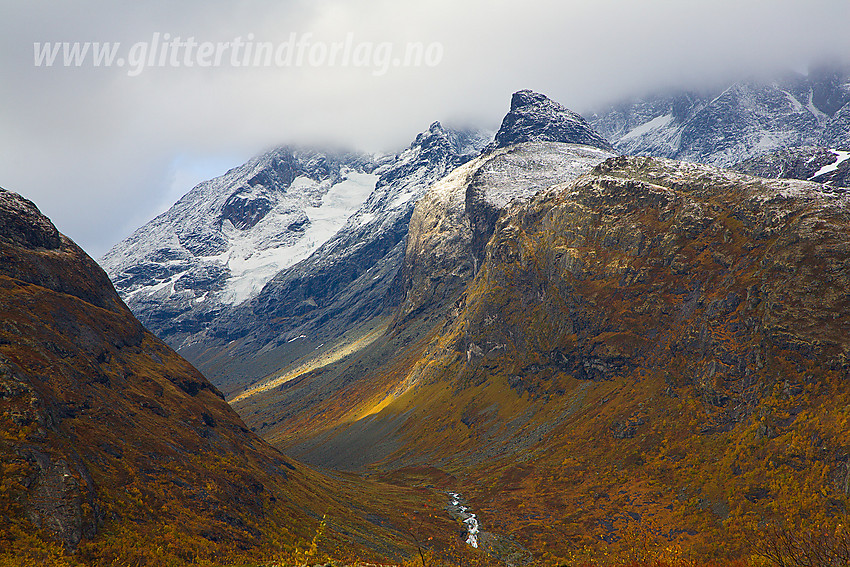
[587,65,850,166]
[102,123,493,392]
[398,141,615,324]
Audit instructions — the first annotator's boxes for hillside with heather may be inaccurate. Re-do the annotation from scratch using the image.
[0,187,480,566]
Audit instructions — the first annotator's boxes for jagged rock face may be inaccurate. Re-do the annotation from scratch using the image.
[493,90,614,152]
[589,91,706,146]
[735,146,850,188]
[675,81,822,165]
[15,443,99,550]
[820,101,850,148]
[100,147,384,347]
[104,90,608,394]
[809,62,850,116]
[588,66,850,166]
[399,142,615,321]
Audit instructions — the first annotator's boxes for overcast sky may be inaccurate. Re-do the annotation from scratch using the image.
[3,0,850,258]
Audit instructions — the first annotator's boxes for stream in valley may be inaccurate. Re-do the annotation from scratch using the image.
[447,492,480,548]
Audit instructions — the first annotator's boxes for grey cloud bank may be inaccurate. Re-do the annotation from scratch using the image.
[3,0,850,257]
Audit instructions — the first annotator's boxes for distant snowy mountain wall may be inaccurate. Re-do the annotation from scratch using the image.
[100,148,386,345]
[101,124,491,362]
[202,122,492,352]
[587,65,850,166]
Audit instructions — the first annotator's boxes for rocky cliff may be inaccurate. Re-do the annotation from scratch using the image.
[398,141,614,324]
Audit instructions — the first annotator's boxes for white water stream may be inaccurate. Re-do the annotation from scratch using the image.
[447,492,480,548]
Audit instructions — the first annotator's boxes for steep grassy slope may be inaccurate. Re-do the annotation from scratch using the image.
[0,188,470,566]
[235,156,850,562]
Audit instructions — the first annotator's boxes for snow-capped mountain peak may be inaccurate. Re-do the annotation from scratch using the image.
[100,146,383,340]
[493,89,614,152]
[101,122,493,350]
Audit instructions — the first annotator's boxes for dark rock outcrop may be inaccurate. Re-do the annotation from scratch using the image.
[493,90,613,152]
[0,191,61,250]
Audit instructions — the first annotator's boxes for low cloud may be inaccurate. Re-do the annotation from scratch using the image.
[3,0,849,257]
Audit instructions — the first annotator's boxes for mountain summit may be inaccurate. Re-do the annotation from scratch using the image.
[493,89,614,151]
